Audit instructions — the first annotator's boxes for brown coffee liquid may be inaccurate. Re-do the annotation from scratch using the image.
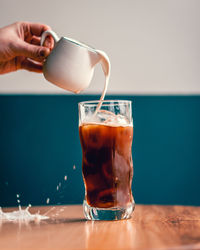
[79,123,133,208]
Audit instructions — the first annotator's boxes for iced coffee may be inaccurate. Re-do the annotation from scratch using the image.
[79,100,135,220]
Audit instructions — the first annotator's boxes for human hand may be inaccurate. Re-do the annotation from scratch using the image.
[0,21,54,74]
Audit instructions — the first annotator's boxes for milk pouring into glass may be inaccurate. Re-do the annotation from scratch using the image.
[41,31,135,221]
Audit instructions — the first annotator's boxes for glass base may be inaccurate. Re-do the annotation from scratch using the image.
[83,200,135,221]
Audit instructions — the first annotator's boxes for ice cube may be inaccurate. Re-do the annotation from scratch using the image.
[83,110,130,126]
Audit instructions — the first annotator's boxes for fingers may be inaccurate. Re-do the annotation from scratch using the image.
[30,36,40,46]
[30,35,54,49]
[21,22,54,50]
[22,22,51,37]
[20,22,54,50]
[43,35,54,50]
[20,58,43,73]
[16,40,50,62]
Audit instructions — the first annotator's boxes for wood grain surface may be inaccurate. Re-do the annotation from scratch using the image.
[0,204,200,249]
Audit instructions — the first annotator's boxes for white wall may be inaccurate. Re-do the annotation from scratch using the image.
[0,0,200,94]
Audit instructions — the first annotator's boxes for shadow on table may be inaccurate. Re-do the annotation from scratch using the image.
[46,218,87,224]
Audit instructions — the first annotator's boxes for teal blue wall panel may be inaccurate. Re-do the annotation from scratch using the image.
[0,95,200,207]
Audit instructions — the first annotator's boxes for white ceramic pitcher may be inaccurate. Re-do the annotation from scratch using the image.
[40,30,101,93]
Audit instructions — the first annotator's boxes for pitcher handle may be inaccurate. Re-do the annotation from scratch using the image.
[40,30,60,47]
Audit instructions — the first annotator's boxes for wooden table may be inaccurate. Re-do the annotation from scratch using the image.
[0,205,200,249]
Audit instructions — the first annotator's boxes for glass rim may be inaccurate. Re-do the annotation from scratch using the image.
[78,100,132,107]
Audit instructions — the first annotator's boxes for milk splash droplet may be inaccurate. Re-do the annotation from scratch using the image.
[0,205,48,222]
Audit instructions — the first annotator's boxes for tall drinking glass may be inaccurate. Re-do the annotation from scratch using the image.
[79,100,135,220]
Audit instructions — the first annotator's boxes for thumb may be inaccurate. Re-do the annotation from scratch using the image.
[16,41,50,62]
